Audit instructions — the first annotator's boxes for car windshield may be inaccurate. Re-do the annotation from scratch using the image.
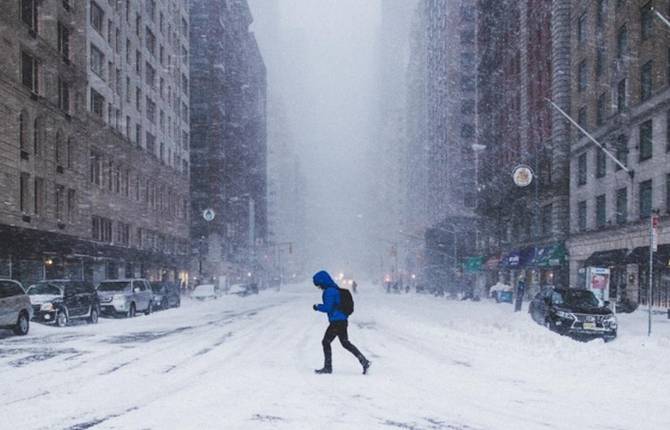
[151,284,163,293]
[195,285,214,293]
[98,281,130,292]
[27,283,62,296]
[560,290,600,307]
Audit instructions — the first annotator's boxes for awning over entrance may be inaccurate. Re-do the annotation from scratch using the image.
[584,249,630,267]
[501,247,535,268]
[626,245,670,268]
[532,243,567,267]
[464,256,484,273]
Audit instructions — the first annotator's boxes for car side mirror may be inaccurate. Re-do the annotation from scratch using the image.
[604,300,611,307]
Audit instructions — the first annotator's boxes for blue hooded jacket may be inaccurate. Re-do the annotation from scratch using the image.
[313,271,347,322]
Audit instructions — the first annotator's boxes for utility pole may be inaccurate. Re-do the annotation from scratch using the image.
[652,7,670,29]
[649,212,660,336]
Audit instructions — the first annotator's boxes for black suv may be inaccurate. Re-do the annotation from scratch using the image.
[150,282,181,310]
[27,280,100,327]
[529,288,617,341]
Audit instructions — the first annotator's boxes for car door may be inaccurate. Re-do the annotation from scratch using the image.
[74,282,91,316]
[0,281,12,325]
[63,284,79,316]
[143,280,153,308]
[82,282,96,314]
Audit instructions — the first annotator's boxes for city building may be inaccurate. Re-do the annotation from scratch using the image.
[405,0,479,293]
[566,0,670,309]
[475,0,568,295]
[0,0,190,287]
[190,0,267,284]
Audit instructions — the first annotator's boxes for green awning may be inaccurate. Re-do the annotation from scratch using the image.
[464,256,485,273]
[535,243,566,267]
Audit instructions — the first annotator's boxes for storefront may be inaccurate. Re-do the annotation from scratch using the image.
[628,245,670,308]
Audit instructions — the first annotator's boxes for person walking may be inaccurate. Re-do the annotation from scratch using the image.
[312,270,371,375]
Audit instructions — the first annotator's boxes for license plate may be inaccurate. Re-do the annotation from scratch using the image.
[583,322,596,330]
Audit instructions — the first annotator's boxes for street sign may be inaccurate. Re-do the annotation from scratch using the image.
[203,208,216,222]
[512,165,534,187]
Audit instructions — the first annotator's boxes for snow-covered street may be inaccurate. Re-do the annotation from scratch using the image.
[2,283,670,430]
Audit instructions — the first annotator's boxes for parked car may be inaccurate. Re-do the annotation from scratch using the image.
[192,284,220,300]
[529,288,617,342]
[150,282,181,310]
[227,283,259,297]
[97,279,153,317]
[27,280,99,327]
[0,279,32,335]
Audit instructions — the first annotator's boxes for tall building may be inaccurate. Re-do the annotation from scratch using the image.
[475,0,567,295]
[190,0,267,282]
[566,0,670,310]
[404,0,479,292]
[0,0,191,287]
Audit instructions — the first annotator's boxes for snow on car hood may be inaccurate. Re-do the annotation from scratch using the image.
[28,294,61,305]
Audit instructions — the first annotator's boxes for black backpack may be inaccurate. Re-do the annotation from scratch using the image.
[337,288,354,316]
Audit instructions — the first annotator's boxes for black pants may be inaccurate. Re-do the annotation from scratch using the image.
[322,321,366,368]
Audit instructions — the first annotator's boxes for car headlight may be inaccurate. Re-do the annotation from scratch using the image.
[40,303,54,311]
[555,310,575,319]
[604,315,617,327]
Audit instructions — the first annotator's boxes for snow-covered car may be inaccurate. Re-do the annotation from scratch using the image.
[192,284,220,300]
[150,282,181,310]
[0,279,32,336]
[529,288,617,342]
[27,280,100,327]
[227,283,259,297]
[97,279,154,317]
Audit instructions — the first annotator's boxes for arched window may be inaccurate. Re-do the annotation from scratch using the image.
[33,116,43,156]
[19,110,29,151]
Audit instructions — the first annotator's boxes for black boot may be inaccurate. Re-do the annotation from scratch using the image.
[359,356,371,375]
[314,366,332,374]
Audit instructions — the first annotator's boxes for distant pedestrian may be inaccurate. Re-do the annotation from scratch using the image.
[312,270,370,375]
[514,279,526,312]
[352,280,358,294]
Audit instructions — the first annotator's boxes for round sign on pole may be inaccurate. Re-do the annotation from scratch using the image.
[203,208,215,222]
[512,165,534,187]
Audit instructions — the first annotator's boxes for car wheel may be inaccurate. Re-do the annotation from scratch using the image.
[127,303,136,318]
[13,311,30,336]
[544,319,554,332]
[145,301,153,316]
[88,306,99,324]
[175,298,181,308]
[56,310,68,328]
[161,298,168,310]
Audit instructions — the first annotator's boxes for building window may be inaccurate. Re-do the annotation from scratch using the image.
[146,0,156,21]
[90,88,104,118]
[57,22,70,61]
[34,177,44,216]
[616,25,627,59]
[21,51,39,93]
[667,174,670,214]
[667,110,670,152]
[596,149,606,178]
[641,61,653,101]
[617,78,626,112]
[595,47,604,78]
[181,17,188,37]
[182,74,189,95]
[615,134,628,171]
[578,13,587,45]
[21,0,38,31]
[541,204,552,236]
[92,216,112,242]
[90,43,104,77]
[145,62,156,88]
[639,119,653,161]
[146,132,156,155]
[19,111,28,152]
[461,124,474,138]
[639,180,653,218]
[146,27,156,56]
[58,78,70,113]
[578,201,587,232]
[578,60,587,92]
[135,50,141,75]
[66,138,73,169]
[55,132,64,168]
[136,87,141,110]
[596,195,607,228]
[616,187,627,224]
[67,189,75,221]
[20,172,30,213]
[578,107,587,132]
[116,222,130,246]
[135,124,142,146]
[596,93,606,126]
[90,1,104,34]
[146,97,156,123]
[578,153,587,186]
[90,149,101,185]
[55,184,64,220]
[641,2,653,40]
[33,117,43,156]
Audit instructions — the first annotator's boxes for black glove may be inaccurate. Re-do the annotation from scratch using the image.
[312,304,318,311]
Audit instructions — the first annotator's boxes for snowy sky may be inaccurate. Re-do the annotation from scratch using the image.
[249,0,382,276]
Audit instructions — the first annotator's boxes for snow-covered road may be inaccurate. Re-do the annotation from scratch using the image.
[2,283,670,430]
